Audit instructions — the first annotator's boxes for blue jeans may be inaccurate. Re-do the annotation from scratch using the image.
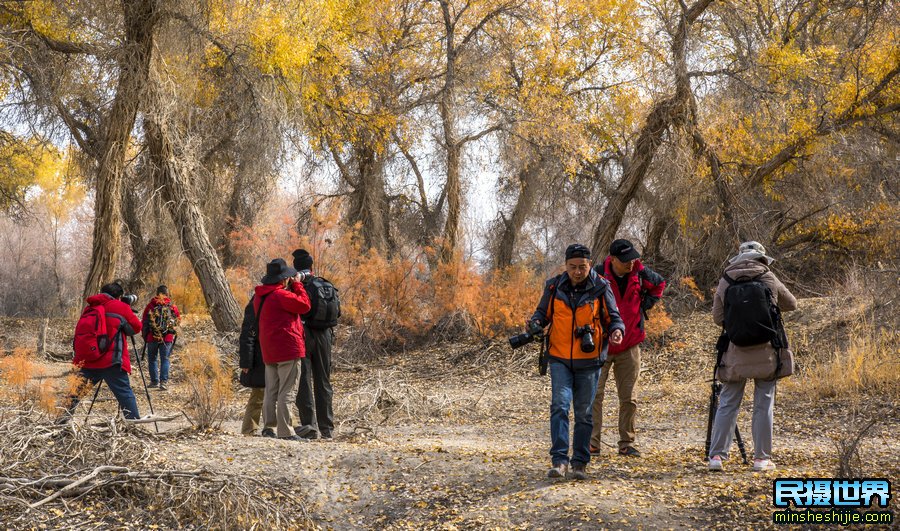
[147,341,173,384]
[74,367,140,419]
[549,359,600,466]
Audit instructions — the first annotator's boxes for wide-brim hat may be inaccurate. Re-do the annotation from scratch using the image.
[260,258,297,285]
[728,241,775,265]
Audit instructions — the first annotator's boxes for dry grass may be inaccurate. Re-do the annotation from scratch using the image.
[181,341,232,429]
[797,321,899,399]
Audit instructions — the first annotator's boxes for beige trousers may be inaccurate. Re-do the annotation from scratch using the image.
[263,359,299,438]
[241,387,276,435]
[590,344,641,450]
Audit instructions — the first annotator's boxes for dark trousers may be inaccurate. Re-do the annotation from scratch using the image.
[66,366,140,420]
[295,327,334,434]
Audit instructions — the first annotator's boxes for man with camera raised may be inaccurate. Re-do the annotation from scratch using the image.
[254,258,311,441]
[65,282,144,420]
[530,244,624,480]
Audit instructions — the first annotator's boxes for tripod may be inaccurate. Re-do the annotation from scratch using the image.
[84,337,159,433]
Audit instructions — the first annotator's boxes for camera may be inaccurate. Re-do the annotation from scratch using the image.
[297,269,312,283]
[121,294,138,306]
[574,324,595,353]
[509,320,544,349]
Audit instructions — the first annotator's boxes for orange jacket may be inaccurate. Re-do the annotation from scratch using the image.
[531,271,625,370]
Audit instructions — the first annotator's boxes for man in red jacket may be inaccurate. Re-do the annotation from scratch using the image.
[141,285,181,390]
[590,239,666,457]
[254,258,311,440]
[67,282,144,420]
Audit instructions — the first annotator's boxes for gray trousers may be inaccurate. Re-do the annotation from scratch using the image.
[263,360,299,438]
[709,378,776,460]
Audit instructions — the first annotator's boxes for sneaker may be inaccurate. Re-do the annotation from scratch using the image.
[589,445,601,456]
[569,464,588,480]
[708,455,723,471]
[753,459,776,472]
[618,446,641,457]
[159,382,168,391]
[150,382,159,389]
[279,435,302,441]
[547,462,569,478]
[261,428,276,438]
[319,431,333,440]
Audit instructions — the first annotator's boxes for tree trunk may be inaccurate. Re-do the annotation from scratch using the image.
[145,120,241,332]
[495,161,543,269]
[347,144,391,254]
[82,0,157,298]
[122,184,167,293]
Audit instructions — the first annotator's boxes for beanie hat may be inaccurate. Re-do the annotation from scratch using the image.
[292,249,314,271]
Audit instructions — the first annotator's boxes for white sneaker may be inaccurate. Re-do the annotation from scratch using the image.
[753,459,776,472]
[708,455,723,471]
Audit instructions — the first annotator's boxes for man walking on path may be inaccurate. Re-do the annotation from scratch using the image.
[141,285,181,391]
[530,244,624,480]
[590,239,666,458]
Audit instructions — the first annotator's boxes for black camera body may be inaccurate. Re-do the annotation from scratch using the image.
[121,294,138,307]
[574,324,595,353]
[509,321,544,349]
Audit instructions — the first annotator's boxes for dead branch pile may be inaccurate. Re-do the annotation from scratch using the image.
[0,407,314,529]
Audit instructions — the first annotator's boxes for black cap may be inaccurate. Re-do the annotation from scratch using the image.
[292,248,313,271]
[260,258,297,285]
[609,239,640,261]
[565,243,591,261]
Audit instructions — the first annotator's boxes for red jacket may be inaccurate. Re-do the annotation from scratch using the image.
[74,293,142,373]
[597,257,666,355]
[253,282,311,364]
[141,296,181,343]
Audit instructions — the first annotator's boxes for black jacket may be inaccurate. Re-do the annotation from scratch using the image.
[238,297,266,388]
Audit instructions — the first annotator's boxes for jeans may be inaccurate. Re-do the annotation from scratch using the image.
[549,359,601,466]
[147,341,173,384]
[66,366,140,420]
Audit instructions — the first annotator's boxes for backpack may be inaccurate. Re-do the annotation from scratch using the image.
[722,273,779,347]
[148,302,177,341]
[73,305,111,362]
[304,277,341,329]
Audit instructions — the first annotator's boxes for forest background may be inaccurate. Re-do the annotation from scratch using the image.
[0,0,896,338]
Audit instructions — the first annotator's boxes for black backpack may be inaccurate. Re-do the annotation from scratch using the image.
[722,273,780,347]
[304,277,341,329]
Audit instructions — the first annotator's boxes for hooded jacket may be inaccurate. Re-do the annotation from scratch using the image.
[238,297,266,388]
[532,269,625,370]
[141,295,181,343]
[73,293,142,373]
[596,257,666,354]
[253,281,312,364]
[712,259,797,381]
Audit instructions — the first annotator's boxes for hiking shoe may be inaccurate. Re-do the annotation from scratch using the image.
[589,445,601,456]
[708,455,723,471]
[150,382,159,389]
[261,428,276,438]
[547,462,568,478]
[294,425,315,438]
[159,382,168,391]
[320,431,333,440]
[753,459,776,472]
[618,446,641,457]
[279,435,302,441]
[569,464,588,480]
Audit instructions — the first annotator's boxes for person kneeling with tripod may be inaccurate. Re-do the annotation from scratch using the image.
[530,244,624,480]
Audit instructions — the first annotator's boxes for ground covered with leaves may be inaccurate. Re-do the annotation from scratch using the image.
[0,297,897,529]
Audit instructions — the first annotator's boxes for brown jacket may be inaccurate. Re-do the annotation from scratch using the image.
[712,259,797,381]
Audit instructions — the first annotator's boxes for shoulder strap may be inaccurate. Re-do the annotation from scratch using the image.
[254,294,270,330]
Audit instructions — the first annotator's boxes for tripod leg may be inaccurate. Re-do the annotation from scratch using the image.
[83,379,104,425]
[129,336,159,433]
[734,425,749,465]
